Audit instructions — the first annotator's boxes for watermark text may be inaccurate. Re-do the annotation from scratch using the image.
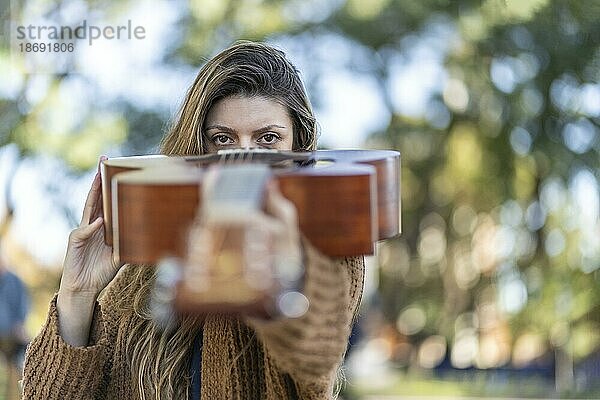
[15,20,145,46]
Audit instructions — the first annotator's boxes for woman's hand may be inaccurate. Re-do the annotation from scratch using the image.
[57,155,123,346]
[181,180,304,317]
[59,156,122,297]
[263,181,303,265]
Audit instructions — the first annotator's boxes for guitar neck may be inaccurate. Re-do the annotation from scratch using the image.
[202,163,273,223]
[184,149,313,167]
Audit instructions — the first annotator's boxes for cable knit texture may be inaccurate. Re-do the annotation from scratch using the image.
[22,238,365,400]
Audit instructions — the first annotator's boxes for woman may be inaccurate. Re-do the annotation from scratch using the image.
[22,41,364,400]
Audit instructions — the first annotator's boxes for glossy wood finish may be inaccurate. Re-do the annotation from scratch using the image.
[101,150,400,263]
[100,155,184,245]
[310,150,401,238]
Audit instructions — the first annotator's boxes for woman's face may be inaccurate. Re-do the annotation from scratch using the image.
[204,95,294,153]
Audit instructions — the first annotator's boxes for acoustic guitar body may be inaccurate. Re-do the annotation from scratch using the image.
[101,149,400,263]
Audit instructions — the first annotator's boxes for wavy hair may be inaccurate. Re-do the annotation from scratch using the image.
[160,40,318,155]
[121,40,319,400]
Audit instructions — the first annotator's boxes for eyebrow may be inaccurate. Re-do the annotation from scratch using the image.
[204,124,236,133]
[252,124,287,134]
[204,124,288,134]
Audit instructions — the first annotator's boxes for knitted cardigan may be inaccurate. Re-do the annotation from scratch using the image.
[22,238,365,399]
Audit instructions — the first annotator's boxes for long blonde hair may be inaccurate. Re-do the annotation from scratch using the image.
[122,40,319,400]
[160,40,318,155]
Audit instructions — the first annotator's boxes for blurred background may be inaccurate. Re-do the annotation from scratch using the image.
[1,0,599,398]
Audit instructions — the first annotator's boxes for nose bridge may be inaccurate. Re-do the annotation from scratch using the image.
[238,133,255,149]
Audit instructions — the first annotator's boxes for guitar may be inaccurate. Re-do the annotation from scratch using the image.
[101,149,400,318]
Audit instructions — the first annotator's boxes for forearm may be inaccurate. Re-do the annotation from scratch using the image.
[23,294,112,400]
[246,239,365,388]
[56,290,98,347]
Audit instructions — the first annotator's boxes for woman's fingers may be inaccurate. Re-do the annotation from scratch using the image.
[71,217,104,242]
[80,156,107,227]
[264,182,298,229]
[80,172,101,226]
[264,182,301,258]
[90,176,104,221]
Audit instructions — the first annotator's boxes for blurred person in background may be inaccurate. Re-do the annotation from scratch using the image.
[22,41,364,400]
[0,249,30,369]
[0,246,30,400]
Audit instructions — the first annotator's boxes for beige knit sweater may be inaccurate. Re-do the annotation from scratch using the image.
[22,239,364,399]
